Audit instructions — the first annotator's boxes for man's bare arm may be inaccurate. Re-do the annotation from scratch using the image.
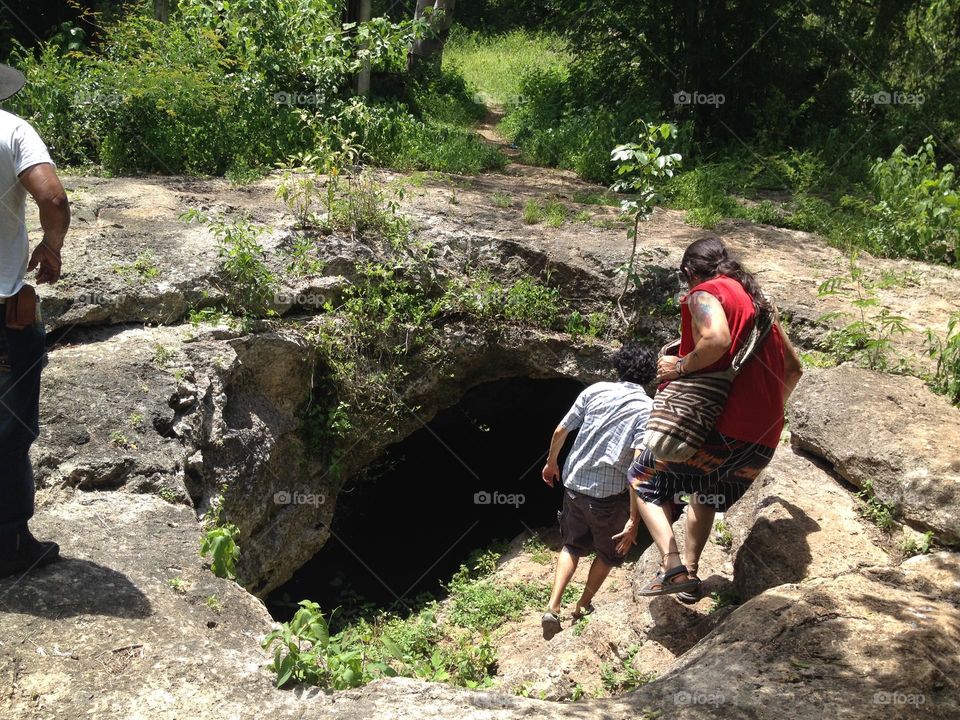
[657,291,732,380]
[20,163,69,249]
[20,163,69,284]
[541,424,570,487]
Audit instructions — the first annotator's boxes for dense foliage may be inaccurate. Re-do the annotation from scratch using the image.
[5,0,502,176]
[500,1,959,179]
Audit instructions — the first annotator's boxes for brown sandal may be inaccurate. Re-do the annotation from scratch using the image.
[677,564,702,604]
[638,552,700,597]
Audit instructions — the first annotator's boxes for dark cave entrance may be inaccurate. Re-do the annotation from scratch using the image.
[267,375,629,623]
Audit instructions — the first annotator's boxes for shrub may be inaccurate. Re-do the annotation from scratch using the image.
[865,137,960,264]
[181,210,279,320]
[200,524,240,580]
[927,313,960,405]
[356,102,505,174]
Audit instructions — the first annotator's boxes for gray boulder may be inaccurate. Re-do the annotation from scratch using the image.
[789,366,960,543]
[726,448,889,600]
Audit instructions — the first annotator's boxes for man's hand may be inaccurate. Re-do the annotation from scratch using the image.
[612,517,638,556]
[657,354,682,382]
[28,241,61,284]
[542,460,560,487]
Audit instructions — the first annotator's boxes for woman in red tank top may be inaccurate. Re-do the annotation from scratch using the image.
[617,237,804,600]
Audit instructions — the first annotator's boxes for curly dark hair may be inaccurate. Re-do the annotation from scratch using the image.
[613,342,657,384]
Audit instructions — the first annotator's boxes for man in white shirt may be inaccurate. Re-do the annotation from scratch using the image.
[539,342,657,639]
[0,64,71,579]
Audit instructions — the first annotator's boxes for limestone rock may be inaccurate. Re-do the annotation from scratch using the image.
[788,367,960,543]
[620,558,960,719]
[725,448,890,600]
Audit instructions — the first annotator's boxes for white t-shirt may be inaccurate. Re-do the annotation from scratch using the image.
[0,109,54,298]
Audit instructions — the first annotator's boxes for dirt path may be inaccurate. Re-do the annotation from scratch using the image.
[474,105,520,159]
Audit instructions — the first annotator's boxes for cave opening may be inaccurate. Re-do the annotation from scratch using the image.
[266,375,633,624]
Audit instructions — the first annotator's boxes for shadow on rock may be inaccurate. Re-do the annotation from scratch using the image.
[644,575,738,657]
[734,498,818,600]
[0,558,152,619]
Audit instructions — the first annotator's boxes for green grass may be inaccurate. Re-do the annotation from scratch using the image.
[855,477,896,531]
[444,28,571,109]
[712,520,733,548]
[544,199,567,227]
[523,199,544,224]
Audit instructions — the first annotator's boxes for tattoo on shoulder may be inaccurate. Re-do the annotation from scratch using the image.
[689,291,720,329]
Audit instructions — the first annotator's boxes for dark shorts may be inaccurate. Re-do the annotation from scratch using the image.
[630,430,776,513]
[558,488,630,567]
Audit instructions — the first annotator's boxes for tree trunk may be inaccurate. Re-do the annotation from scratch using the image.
[407,0,457,73]
[154,0,170,23]
[346,0,373,96]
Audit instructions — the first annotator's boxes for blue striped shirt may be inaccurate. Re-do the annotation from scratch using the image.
[560,381,652,498]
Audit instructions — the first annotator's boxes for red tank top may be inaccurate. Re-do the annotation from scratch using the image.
[678,275,786,448]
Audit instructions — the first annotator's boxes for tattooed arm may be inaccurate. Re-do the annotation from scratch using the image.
[656,291,732,381]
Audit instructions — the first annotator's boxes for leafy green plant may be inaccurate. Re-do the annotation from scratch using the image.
[152,343,175,367]
[157,486,178,503]
[708,590,740,613]
[799,350,838,369]
[504,277,561,327]
[522,535,552,565]
[902,530,935,557]
[926,313,960,405]
[491,191,513,208]
[565,310,607,340]
[818,251,909,371]
[109,430,132,448]
[600,646,656,694]
[168,577,187,594]
[200,524,240,580]
[610,121,682,321]
[112,251,160,284]
[181,210,278,320]
[572,616,589,637]
[283,235,326,277]
[713,520,733,548]
[206,595,223,613]
[855,478,896,531]
[865,137,959,265]
[444,28,570,109]
[446,550,578,633]
[276,170,324,229]
[262,600,378,690]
